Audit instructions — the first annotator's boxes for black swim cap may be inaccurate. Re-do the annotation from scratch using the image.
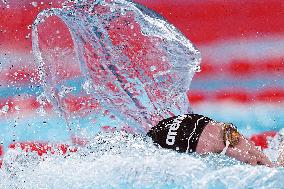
[147,114,212,153]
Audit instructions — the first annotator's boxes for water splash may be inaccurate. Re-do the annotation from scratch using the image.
[0,1,282,188]
[1,131,284,189]
[32,0,200,137]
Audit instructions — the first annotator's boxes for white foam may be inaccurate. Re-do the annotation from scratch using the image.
[0,132,283,189]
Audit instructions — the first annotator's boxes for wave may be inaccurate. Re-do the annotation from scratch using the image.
[32,0,201,137]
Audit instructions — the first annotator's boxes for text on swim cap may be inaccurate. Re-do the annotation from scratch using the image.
[166,115,187,145]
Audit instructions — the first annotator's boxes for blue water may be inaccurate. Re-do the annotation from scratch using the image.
[1,132,284,189]
[1,0,284,188]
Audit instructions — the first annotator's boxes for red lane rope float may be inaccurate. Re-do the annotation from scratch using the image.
[1,89,284,117]
[196,59,284,79]
[227,60,255,76]
[0,96,52,117]
[250,131,277,150]
[0,130,279,168]
[0,142,78,169]
[0,1,62,51]
[1,0,284,48]
[8,142,78,156]
[139,0,284,44]
[5,68,39,84]
[187,90,207,104]
[0,63,81,86]
[0,95,100,117]
[214,90,251,104]
[256,89,284,103]
[62,95,101,116]
[188,89,284,104]
[1,59,283,85]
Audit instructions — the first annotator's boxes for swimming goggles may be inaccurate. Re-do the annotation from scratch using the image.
[221,123,240,155]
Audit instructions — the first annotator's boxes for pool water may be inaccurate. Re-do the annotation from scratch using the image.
[0,0,284,188]
[1,131,284,189]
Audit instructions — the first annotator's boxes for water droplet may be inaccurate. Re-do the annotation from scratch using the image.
[1,105,9,114]
[58,85,76,98]
[82,79,93,94]
[31,1,38,7]
[150,66,156,72]
[194,65,201,72]
[15,106,21,111]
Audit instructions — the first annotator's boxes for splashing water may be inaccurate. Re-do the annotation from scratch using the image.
[1,0,284,188]
[1,132,284,189]
[32,0,200,137]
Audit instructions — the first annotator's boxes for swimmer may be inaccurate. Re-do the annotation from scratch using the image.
[147,114,275,167]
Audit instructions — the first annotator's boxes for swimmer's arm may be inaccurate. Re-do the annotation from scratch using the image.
[196,121,274,167]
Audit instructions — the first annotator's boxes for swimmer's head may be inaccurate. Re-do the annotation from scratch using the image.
[147,114,211,153]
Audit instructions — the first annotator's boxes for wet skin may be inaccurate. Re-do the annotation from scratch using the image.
[196,121,274,167]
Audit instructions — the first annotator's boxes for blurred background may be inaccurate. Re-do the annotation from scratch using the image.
[0,0,283,155]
